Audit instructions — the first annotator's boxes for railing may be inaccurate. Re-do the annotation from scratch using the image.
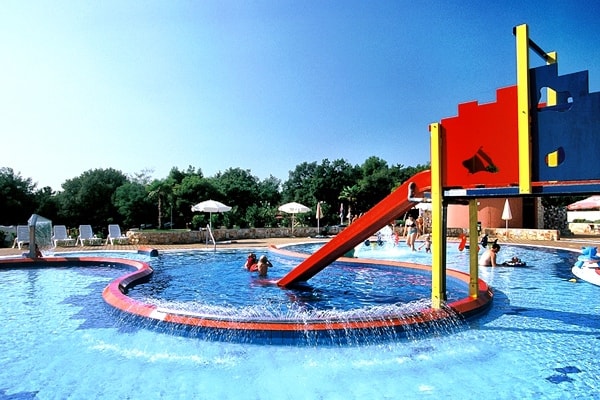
[205,224,216,251]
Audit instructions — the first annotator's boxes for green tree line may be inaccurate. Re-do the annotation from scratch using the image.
[1,157,585,239]
[2,157,430,236]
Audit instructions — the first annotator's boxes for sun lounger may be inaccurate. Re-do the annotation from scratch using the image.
[105,224,129,245]
[76,225,103,246]
[12,225,29,249]
[52,225,76,247]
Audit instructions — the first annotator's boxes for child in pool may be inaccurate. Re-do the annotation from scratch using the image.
[418,234,431,253]
[256,255,272,277]
[244,253,258,271]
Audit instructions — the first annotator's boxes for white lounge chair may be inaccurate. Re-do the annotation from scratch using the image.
[76,225,103,246]
[12,225,29,249]
[52,225,76,247]
[106,224,129,245]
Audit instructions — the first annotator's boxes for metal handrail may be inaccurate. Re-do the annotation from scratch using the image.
[205,224,216,251]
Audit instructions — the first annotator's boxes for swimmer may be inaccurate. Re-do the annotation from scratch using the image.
[244,253,258,271]
[418,234,431,253]
[256,255,272,277]
[479,243,500,267]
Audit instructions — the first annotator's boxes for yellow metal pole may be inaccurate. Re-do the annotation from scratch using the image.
[429,122,444,308]
[468,199,479,297]
[515,24,532,194]
[546,51,558,106]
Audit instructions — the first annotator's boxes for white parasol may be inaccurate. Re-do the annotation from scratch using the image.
[278,202,310,236]
[191,199,232,229]
[415,202,432,211]
[501,199,513,231]
[315,201,324,234]
[567,196,600,211]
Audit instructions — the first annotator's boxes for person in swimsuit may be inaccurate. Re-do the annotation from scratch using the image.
[479,243,500,266]
[256,255,272,277]
[405,216,418,251]
[244,253,258,271]
[418,234,431,253]
[416,215,424,235]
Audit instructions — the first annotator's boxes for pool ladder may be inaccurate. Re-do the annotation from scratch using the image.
[205,224,217,251]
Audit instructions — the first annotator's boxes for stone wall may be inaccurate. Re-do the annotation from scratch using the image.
[568,222,600,234]
[127,230,205,245]
[482,228,560,241]
[126,226,341,245]
[445,227,559,240]
[127,224,560,245]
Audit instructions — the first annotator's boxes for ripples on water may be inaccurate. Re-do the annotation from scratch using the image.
[124,249,468,323]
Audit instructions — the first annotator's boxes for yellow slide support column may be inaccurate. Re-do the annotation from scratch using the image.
[515,24,532,195]
[546,51,558,106]
[468,199,479,297]
[429,122,444,308]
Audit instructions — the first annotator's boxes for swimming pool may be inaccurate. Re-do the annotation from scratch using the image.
[0,244,598,399]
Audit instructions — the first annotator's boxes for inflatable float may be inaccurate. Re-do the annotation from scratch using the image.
[458,233,467,251]
[458,233,482,252]
[571,246,600,286]
[501,259,527,267]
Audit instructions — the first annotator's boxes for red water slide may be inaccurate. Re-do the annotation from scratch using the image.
[277,170,431,287]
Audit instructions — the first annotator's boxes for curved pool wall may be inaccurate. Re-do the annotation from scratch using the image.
[0,245,492,344]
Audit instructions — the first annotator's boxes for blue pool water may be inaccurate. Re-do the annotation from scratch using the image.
[124,250,467,320]
[0,243,598,399]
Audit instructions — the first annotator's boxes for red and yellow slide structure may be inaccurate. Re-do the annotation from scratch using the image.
[281,24,600,309]
[277,170,431,287]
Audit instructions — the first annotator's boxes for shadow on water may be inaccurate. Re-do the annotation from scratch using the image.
[469,288,599,335]
[62,280,142,333]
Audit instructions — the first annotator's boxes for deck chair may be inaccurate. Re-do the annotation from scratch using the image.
[52,225,76,247]
[76,224,102,246]
[12,225,30,249]
[106,224,129,245]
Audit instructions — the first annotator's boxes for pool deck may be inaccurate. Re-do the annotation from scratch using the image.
[1,233,598,257]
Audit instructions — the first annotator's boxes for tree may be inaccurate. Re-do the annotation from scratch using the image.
[114,181,155,228]
[128,168,155,186]
[0,167,37,224]
[310,159,361,225]
[147,179,173,229]
[390,163,430,188]
[281,161,318,205]
[173,173,220,229]
[212,168,260,228]
[281,159,361,226]
[253,175,282,227]
[57,168,128,232]
[34,186,60,223]
[355,157,395,212]
[338,185,361,221]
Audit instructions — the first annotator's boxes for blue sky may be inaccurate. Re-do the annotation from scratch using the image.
[2,1,599,191]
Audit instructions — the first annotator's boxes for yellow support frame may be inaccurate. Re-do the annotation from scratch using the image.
[546,51,558,105]
[425,25,553,308]
[429,122,444,308]
[515,24,532,194]
[468,199,479,297]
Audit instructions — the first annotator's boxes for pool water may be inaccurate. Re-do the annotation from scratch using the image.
[1,244,598,399]
[124,250,468,321]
